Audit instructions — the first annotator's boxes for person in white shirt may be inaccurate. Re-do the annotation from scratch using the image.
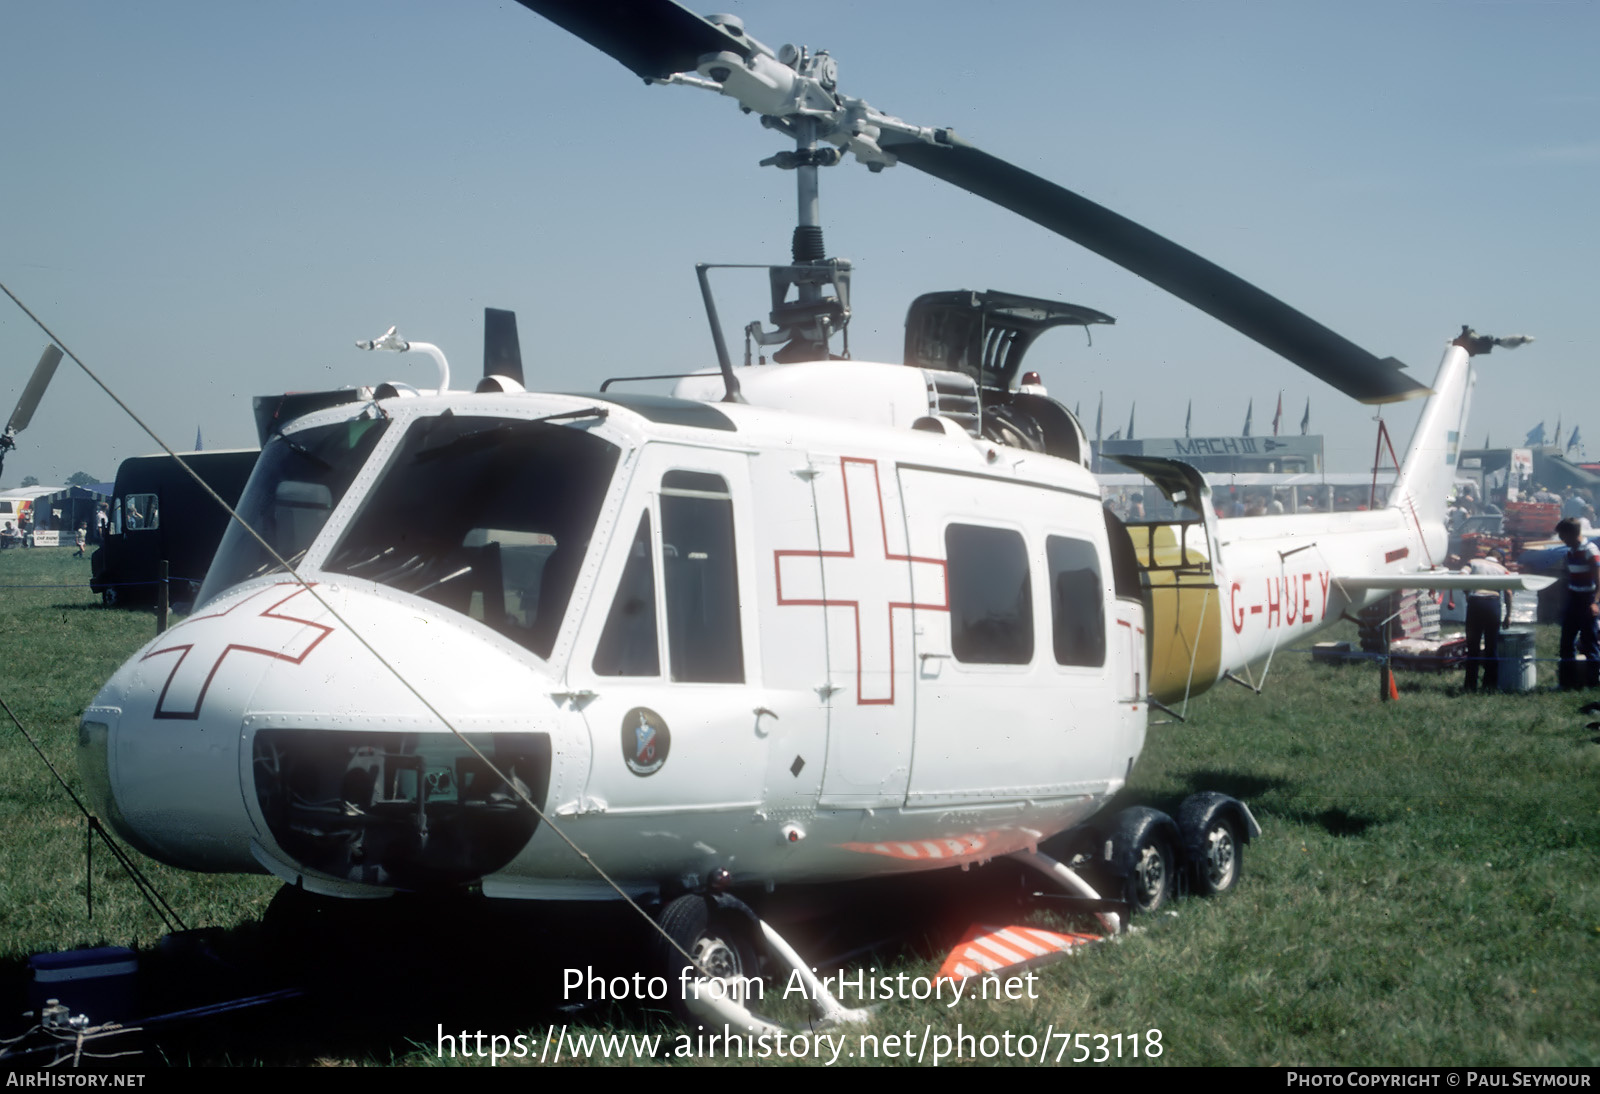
[1461,549,1511,692]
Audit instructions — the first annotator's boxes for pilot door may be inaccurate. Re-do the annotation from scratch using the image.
[565,444,827,827]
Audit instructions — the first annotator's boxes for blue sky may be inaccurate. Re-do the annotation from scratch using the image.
[2,1,1595,485]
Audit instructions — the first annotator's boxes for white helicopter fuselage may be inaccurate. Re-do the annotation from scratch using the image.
[79,337,1501,903]
[81,371,1147,900]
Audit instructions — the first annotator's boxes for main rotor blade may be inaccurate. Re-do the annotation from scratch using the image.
[7,345,63,434]
[514,0,752,81]
[891,135,1429,405]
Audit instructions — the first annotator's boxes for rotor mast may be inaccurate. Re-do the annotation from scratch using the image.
[793,114,822,270]
[740,36,852,362]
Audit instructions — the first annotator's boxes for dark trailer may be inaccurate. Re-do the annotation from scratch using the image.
[91,450,259,607]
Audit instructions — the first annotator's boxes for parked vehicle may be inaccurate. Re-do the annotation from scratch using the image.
[91,451,259,607]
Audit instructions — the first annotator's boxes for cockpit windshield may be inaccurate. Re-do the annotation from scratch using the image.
[324,414,619,660]
[199,416,391,605]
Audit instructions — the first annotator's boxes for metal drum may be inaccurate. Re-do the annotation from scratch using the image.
[1497,628,1537,693]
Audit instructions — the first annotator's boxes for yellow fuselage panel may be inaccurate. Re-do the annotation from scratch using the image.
[1127,524,1223,705]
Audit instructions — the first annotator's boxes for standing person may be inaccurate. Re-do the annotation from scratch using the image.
[73,523,87,559]
[1556,518,1600,689]
[1562,486,1586,521]
[1461,549,1511,692]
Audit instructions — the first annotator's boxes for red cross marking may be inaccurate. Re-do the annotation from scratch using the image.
[774,457,947,704]
[139,584,334,720]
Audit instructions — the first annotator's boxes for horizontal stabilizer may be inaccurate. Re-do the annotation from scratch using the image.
[1334,572,1554,593]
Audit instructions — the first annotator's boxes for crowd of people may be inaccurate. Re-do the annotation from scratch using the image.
[0,509,39,549]
[1448,483,1597,536]
[1101,484,1387,523]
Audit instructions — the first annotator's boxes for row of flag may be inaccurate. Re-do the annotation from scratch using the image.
[1081,393,1312,442]
[1082,400,1587,456]
[1522,420,1584,455]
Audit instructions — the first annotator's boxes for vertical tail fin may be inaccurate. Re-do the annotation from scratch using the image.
[1388,340,1475,561]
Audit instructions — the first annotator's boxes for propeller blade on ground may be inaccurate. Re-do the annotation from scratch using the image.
[7,345,63,434]
[890,135,1428,405]
[513,0,751,81]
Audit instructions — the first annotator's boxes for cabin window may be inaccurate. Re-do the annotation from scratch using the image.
[124,493,159,531]
[945,524,1033,665]
[1048,536,1106,667]
[661,471,744,683]
[592,512,660,677]
[325,415,619,661]
[200,417,391,605]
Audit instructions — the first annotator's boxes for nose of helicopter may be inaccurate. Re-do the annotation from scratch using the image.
[80,579,563,890]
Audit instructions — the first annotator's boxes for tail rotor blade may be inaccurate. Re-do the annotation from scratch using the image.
[484,308,524,386]
[890,136,1428,405]
[7,345,63,434]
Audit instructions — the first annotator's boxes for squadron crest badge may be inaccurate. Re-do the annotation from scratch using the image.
[621,707,670,777]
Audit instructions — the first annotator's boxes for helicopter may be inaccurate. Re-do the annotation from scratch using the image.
[71,0,1552,1033]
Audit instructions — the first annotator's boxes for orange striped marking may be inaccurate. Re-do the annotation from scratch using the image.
[937,923,1104,983]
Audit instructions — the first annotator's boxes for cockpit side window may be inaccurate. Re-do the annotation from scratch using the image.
[200,417,390,604]
[325,415,620,661]
[660,470,744,683]
[592,512,660,677]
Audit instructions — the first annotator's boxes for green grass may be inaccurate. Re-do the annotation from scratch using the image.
[1110,640,1600,1066]
[1,545,1596,1066]
[0,550,279,957]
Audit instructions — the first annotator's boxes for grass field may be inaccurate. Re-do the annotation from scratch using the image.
[1,546,1596,1066]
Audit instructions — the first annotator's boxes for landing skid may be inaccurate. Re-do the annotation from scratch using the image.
[660,848,1131,1035]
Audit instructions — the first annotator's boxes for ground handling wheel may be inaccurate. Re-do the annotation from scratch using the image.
[1105,806,1181,915]
[1177,792,1258,897]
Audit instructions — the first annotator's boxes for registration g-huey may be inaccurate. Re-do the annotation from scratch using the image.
[76,0,1547,1030]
